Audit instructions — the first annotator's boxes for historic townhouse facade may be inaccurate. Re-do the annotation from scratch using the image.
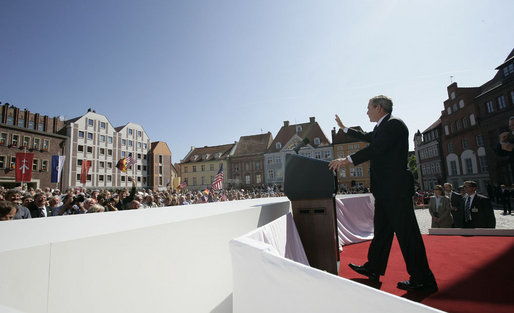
[180,143,235,191]
[475,49,514,185]
[0,102,67,189]
[331,126,370,192]
[228,132,273,189]
[148,141,172,190]
[64,111,151,189]
[440,82,487,192]
[264,117,333,187]
[414,119,445,191]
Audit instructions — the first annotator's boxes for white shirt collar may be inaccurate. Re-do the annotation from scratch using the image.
[376,113,389,127]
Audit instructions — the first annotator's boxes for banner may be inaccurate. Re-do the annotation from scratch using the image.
[15,152,34,182]
[51,155,66,183]
[80,160,92,184]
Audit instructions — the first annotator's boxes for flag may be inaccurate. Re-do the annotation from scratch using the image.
[80,160,92,184]
[177,181,187,189]
[15,152,34,182]
[203,188,210,195]
[116,156,136,172]
[51,155,65,183]
[211,164,224,190]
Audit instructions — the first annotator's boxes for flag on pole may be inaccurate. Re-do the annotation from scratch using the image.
[211,164,224,190]
[177,181,187,189]
[51,155,66,183]
[80,160,92,184]
[15,152,34,182]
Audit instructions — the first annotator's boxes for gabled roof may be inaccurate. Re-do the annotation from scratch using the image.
[331,126,364,144]
[232,132,273,157]
[150,141,171,154]
[477,48,514,98]
[422,119,441,134]
[268,117,330,153]
[181,143,235,163]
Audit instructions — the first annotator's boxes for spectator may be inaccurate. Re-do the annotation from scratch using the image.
[87,204,105,213]
[5,189,31,219]
[27,193,49,218]
[500,184,511,215]
[444,182,464,228]
[462,181,496,228]
[428,185,453,228]
[0,200,18,221]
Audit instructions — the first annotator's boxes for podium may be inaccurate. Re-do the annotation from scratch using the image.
[284,154,339,274]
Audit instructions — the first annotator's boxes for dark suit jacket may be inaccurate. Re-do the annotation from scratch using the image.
[448,191,464,227]
[27,203,46,218]
[466,194,496,228]
[348,114,413,200]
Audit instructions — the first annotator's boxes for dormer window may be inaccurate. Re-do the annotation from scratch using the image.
[296,125,302,133]
[193,155,199,161]
[204,154,210,159]
[314,137,320,145]
[503,63,514,78]
[276,142,282,149]
[215,153,222,159]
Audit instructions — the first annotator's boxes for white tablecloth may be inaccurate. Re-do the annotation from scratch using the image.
[336,193,375,246]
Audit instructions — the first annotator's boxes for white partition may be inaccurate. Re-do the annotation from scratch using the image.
[0,198,291,313]
[230,213,444,313]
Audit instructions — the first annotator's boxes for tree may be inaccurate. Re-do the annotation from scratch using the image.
[408,154,418,181]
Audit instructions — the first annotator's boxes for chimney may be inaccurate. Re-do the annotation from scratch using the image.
[283,121,289,127]
[309,117,315,123]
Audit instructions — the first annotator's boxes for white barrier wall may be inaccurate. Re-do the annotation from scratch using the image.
[0,198,291,313]
[230,213,444,313]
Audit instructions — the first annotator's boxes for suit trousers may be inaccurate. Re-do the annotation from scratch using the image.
[366,196,434,282]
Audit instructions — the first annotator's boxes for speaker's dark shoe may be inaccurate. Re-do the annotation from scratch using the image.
[348,263,379,282]
[397,280,438,292]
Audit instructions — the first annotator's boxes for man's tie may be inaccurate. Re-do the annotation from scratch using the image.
[465,197,472,222]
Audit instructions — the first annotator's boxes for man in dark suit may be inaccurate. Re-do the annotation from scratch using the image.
[444,182,464,227]
[329,95,437,292]
[499,184,511,215]
[462,181,496,228]
[27,193,49,218]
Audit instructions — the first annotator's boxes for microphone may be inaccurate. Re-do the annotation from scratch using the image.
[293,138,310,154]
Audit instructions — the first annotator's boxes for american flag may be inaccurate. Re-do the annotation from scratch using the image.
[126,156,137,168]
[211,164,224,190]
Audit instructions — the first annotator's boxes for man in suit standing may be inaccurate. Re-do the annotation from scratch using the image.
[462,181,496,228]
[444,182,464,227]
[329,95,437,292]
[499,184,511,215]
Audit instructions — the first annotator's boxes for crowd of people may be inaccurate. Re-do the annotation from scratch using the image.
[0,178,285,221]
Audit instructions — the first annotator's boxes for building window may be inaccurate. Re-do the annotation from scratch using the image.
[137,131,142,137]
[498,96,507,110]
[107,175,112,182]
[99,175,104,181]
[450,123,455,133]
[267,157,273,164]
[0,133,7,146]
[470,114,476,126]
[193,166,196,172]
[201,164,205,171]
[210,164,214,171]
[7,116,14,125]
[276,142,282,149]
[459,99,465,108]
[476,135,484,147]
[18,118,25,127]
[78,131,84,138]
[23,136,30,148]
[456,120,462,130]
[256,174,262,184]
[121,151,126,157]
[444,125,449,135]
[138,142,141,149]
[28,121,35,129]
[462,118,469,128]
[453,103,458,112]
[245,175,251,184]
[100,148,105,155]
[193,177,197,186]
[268,169,274,179]
[108,149,112,156]
[87,133,93,140]
[108,136,113,144]
[107,162,112,169]
[462,138,469,150]
[0,156,5,169]
[503,63,514,77]
[486,100,494,113]
[122,139,126,146]
[447,107,452,115]
[233,164,239,172]
[314,137,320,145]
[88,119,94,126]
[32,159,38,171]
[100,135,105,142]
[296,125,302,132]
[255,162,260,170]
[43,140,49,151]
[315,151,321,159]
[128,140,133,147]
[465,158,473,174]
[78,145,84,152]
[339,168,346,178]
[100,122,106,129]
[479,156,488,172]
[128,129,133,135]
[137,153,141,159]
[450,161,458,176]
[184,167,188,173]
[37,123,43,131]
[11,134,19,147]
[33,138,40,150]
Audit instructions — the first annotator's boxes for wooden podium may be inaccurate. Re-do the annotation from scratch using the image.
[284,154,339,274]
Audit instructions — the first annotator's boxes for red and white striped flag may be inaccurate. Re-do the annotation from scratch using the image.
[211,164,224,190]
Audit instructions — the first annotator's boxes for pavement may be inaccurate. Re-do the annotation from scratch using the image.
[415,202,514,234]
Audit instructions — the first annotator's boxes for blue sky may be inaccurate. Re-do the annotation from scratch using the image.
[1,0,513,162]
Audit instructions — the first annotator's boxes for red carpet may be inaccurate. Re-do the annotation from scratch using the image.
[339,235,514,313]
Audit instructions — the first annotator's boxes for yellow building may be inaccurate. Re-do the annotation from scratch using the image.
[331,127,371,192]
[180,143,235,191]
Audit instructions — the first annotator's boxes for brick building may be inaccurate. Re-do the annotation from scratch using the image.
[148,141,172,190]
[331,126,370,192]
[0,102,67,189]
[229,132,273,189]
